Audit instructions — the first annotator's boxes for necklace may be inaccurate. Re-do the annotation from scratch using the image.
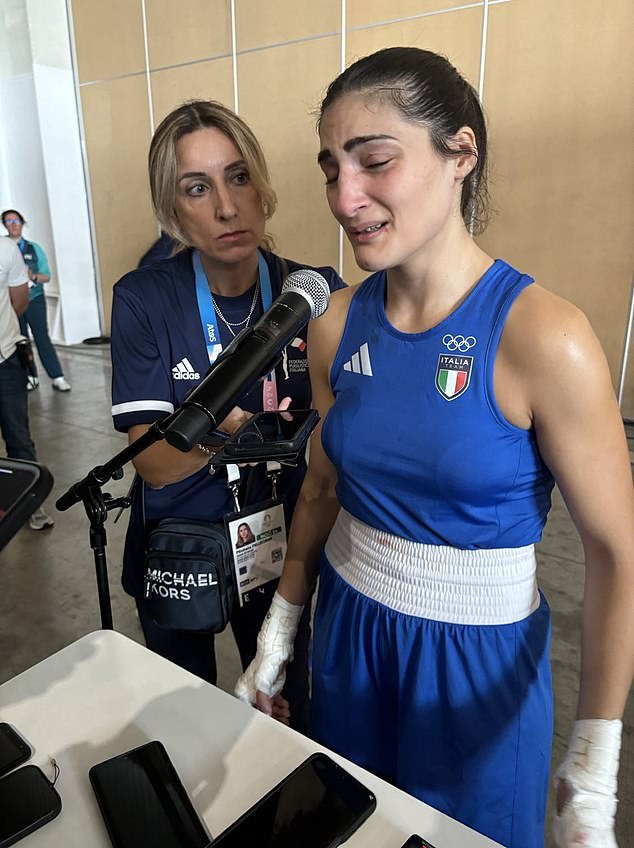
[211,282,259,337]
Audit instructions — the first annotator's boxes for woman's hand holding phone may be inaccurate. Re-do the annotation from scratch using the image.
[186,399,295,474]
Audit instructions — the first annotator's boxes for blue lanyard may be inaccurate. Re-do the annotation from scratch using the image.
[193,249,272,365]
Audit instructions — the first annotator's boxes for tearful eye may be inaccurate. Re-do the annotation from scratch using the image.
[366,159,392,170]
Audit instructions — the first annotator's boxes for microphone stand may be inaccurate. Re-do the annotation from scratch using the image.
[57,312,301,629]
[56,415,183,630]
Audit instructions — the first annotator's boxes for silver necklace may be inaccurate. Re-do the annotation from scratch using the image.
[211,282,259,337]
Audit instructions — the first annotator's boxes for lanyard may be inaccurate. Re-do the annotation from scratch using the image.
[193,249,278,405]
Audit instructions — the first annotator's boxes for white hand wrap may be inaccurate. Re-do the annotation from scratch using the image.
[235,591,304,703]
[553,719,622,848]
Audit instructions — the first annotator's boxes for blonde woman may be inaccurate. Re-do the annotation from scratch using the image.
[110,100,345,730]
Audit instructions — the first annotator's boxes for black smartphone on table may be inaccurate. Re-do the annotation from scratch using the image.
[0,723,31,778]
[211,409,320,465]
[0,458,53,550]
[0,764,62,847]
[400,837,438,848]
[89,740,210,848]
[212,752,376,847]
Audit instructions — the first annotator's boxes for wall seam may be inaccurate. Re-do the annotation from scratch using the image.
[618,272,634,409]
[477,0,490,101]
[231,0,239,113]
[64,0,105,333]
[347,0,511,34]
[140,0,155,138]
[470,0,490,236]
[78,53,233,88]
[76,1,513,90]
[338,0,347,278]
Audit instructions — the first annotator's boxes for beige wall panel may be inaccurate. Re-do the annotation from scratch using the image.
[236,0,340,52]
[348,0,478,31]
[81,76,156,329]
[477,0,634,383]
[145,0,232,70]
[151,58,235,127]
[71,0,145,83]
[343,7,483,283]
[238,37,341,269]
[345,7,481,83]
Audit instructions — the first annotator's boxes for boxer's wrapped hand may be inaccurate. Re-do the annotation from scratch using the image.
[553,719,622,847]
[235,591,304,708]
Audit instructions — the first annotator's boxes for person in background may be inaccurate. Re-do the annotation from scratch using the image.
[110,100,345,731]
[2,209,71,393]
[236,47,634,848]
[0,236,54,529]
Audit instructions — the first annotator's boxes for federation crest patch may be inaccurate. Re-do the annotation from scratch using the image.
[435,354,473,401]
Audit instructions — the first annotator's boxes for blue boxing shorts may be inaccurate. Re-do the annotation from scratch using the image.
[310,554,553,848]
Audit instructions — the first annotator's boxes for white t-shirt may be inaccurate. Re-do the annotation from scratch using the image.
[0,238,28,362]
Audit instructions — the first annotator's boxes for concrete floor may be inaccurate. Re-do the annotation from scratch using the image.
[0,344,631,846]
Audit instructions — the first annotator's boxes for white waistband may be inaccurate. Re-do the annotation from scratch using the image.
[324,510,539,625]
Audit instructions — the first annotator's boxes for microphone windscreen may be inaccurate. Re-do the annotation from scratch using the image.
[281,269,330,318]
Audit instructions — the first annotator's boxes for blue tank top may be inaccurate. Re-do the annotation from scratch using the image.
[321,259,555,549]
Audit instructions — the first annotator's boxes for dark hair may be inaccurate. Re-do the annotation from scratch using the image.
[319,47,490,233]
[1,209,25,226]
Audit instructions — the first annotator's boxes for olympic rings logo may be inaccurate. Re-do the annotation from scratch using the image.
[442,334,477,352]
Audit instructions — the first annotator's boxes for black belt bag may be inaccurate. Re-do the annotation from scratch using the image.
[15,339,34,369]
[143,518,237,634]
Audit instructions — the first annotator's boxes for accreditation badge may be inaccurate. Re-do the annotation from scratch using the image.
[225,501,287,607]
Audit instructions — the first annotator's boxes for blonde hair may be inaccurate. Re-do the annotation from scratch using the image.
[148,100,277,250]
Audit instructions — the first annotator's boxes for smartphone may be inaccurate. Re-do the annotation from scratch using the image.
[0,458,53,550]
[89,740,210,848]
[400,837,438,848]
[0,764,61,847]
[214,409,320,464]
[0,723,31,778]
[212,752,376,847]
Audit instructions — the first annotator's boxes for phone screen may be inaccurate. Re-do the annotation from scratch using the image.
[213,753,376,847]
[0,765,61,844]
[0,723,31,778]
[89,741,210,848]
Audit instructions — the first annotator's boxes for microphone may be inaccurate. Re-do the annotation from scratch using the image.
[164,269,330,452]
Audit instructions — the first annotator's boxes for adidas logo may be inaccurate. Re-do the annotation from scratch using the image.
[172,358,200,381]
[343,342,373,377]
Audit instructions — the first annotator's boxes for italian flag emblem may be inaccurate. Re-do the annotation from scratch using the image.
[290,337,306,352]
[435,354,473,401]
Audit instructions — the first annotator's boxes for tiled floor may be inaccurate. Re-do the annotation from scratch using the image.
[0,344,632,846]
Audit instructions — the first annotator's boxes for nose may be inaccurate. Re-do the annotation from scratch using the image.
[214,183,238,221]
[328,171,367,222]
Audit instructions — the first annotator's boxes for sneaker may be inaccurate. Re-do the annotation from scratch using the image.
[29,507,55,531]
[26,376,39,391]
[52,376,71,392]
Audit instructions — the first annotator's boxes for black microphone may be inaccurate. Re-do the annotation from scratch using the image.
[164,269,330,452]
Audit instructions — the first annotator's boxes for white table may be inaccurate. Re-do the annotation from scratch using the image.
[0,631,502,847]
